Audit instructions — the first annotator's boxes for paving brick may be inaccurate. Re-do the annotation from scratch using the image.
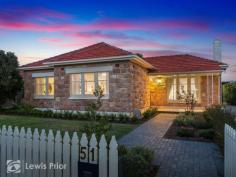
[119,113,223,177]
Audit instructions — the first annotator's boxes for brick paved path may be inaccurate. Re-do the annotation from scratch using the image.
[119,113,223,177]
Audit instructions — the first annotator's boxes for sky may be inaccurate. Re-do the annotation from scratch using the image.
[0,0,236,81]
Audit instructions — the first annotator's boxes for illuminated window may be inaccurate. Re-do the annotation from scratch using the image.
[35,77,54,97]
[168,76,199,101]
[179,77,188,94]
[168,78,177,101]
[98,72,108,94]
[84,73,95,95]
[70,72,109,97]
[190,77,199,100]
[70,74,82,95]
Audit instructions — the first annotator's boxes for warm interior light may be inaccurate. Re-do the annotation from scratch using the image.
[156,79,162,84]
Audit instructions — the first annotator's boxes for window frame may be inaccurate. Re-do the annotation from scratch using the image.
[167,76,200,103]
[69,72,109,99]
[34,76,54,99]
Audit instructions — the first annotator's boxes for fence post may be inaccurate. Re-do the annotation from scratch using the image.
[109,136,118,177]
[71,132,79,177]
[225,124,236,177]
[63,131,70,177]
[33,128,40,177]
[7,126,13,177]
[1,126,7,177]
[99,134,107,177]
[39,129,46,177]
[25,128,32,177]
[89,133,98,164]
[47,130,55,177]
[19,127,26,177]
[80,133,88,163]
[55,131,62,177]
[13,127,20,177]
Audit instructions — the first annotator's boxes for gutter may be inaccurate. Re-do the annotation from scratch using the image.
[19,54,154,70]
[148,70,223,75]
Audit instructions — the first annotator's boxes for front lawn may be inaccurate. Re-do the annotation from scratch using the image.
[0,115,138,140]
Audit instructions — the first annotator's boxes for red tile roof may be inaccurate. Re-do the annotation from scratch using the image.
[144,54,224,73]
[20,42,225,73]
[21,42,133,67]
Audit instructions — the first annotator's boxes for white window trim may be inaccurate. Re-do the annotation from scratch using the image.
[32,72,54,78]
[34,77,54,99]
[65,66,113,74]
[69,72,109,99]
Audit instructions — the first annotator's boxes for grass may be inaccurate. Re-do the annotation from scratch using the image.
[0,114,138,140]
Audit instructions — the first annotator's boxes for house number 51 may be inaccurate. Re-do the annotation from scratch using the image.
[80,146,96,163]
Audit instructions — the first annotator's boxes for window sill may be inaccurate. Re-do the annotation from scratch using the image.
[68,95,109,100]
[167,100,200,104]
[34,96,54,100]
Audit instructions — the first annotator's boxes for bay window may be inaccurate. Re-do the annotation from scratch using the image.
[168,76,199,102]
[35,77,54,98]
[70,72,109,98]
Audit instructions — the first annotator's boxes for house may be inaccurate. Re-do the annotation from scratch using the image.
[19,42,228,113]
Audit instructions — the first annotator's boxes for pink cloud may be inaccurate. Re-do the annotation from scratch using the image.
[167,32,191,39]
[0,21,79,32]
[38,37,63,43]
[219,33,236,44]
[0,9,209,33]
[83,19,209,31]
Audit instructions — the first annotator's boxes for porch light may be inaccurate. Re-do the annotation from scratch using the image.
[156,79,162,84]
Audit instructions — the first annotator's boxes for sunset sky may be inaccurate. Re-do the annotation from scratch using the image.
[0,0,235,81]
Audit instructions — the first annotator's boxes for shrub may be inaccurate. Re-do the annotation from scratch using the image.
[118,114,130,123]
[203,105,236,149]
[198,129,214,139]
[121,146,154,177]
[177,128,194,137]
[191,116,213,129]
[173,113,195,126]
[0,103,134,123]
[223,82,236,105]
[142,108,158,119]
[118,145,128,156]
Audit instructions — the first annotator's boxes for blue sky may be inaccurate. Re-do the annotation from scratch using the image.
[0,0,235,80]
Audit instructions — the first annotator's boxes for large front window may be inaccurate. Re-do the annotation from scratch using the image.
[35,77,54,97]
[70,72,109,97]
[168,76,199,101]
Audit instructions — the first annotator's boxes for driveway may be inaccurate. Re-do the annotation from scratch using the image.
[119,113,224,177]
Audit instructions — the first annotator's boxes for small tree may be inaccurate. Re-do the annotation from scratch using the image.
[0,50,23,106]
[82,86,111,137]
[223,82,236,105]
[177,88,197,114]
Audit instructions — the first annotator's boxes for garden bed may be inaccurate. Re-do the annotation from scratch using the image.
[164,123,214,142]
[0,105,158,124]
[164,113,214,142]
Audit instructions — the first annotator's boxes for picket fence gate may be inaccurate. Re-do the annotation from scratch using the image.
[0,125,118,177]
[224,124,236,177]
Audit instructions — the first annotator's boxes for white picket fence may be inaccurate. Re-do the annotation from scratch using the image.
[0,125,118,177]
[224,124,236,177]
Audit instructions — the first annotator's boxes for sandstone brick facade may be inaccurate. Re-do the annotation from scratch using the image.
[23,61,150,113]
[23,61,221,113]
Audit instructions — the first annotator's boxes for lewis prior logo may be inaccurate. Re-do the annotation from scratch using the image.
[7,160,21,173]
